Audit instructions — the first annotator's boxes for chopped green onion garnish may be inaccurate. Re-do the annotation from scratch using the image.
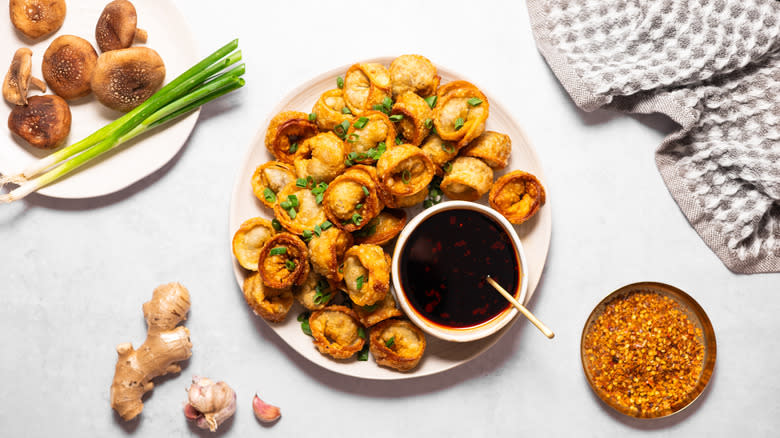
[351,213,363,225]
[269,247,287,256]
[467,97,483,106]
[308,112,317,122]
[285,259,296,271]
[298,312,312,336]
[280,200,291,209]
[385,337,395,348]
[423,199,434,208]
[361,185,369,197]
[424,118,433,129]
[337,76,344,89]
[355,203,363,210]
[271,218,282,231]
[358,327,366,339]
[287,208,297,219]
[424,95,437,108]
[341,106,352,114]
[354,219,377,238]
[395,137,403,145]
[296,178,308,188]
[401,169,411,184]
[289,142,298,153]
[441,143,455,154]
[288,194,299,208]
[454,118,465,131]
[356,275,365,290]
[263,187,276,203]
[334,120,350,139]
[353,117,369,129]
[357,344,369,361]
[382,96,393,109]
[389,114,403,122]
[443,162,453,173]
[302,229,312,241]
[347,133,360,143]
[362,303,378,312]
[320,220,333,231]
[313,225,322,237]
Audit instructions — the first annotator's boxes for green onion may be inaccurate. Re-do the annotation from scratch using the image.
[356,275,365,290]
[341,106,351,114]
[298,312,312,336]
[424,176,443,208]
[362,303,378,312]
[443,162,453,173]
[424,118,433,129]
[441,143,455,154]
[269,247,287,256]
[308,112,317,122]
[454,118,465,131]
[289,142,299,154]
[361,185,369,196]
[395,137,403,145]
[385,336,395,348]
[358,327,366,339]
[344,151,359,166]
[364,142,386,160]
[2,40,246,203]
[271,218,282,231]
[353,117,369,129]
[312,224,322,237]
[302,229,313,241]
[357,344,369,361]
[320,220,332,231]
[295,178,308,188]
[287,208,297,219]
[285,259,296,271]
[389,114,403,122]
[401,169,411,184]
[334,120,350,139]
[382,96,393,109]
[280,200,291,209]
[351,213,363,225]
[467,97,483,106]
[337,76,344,89]
[311,181,328,204]
[288,194,299,208]
[347,133,360,143]
[263,187,276,203]
[354,218,377,238]
[424,95,437,108]
[355,203,363,210]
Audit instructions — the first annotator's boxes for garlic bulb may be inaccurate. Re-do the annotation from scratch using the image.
[184,376,237,432]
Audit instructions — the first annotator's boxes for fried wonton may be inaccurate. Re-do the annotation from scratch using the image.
[353,291,403,327]
[460,131,511,169]
[390,92,433,146]
[273,182,328,234]
[251,161,297,208]
[369,319,426,371]
[420,133,458,174]
[322,168,383,232]
[340,244,391,306]
[389,54,439,98]
[294,132,346,183]
[489,170,546,225]
[308,227,353,281]
[344,111,396,164]
[294,268,339,311]
[353,209,407,246]
[440,157,494,202]
[433,81,489,148]
[343,63,391,116]
[257,233,310,289]
[376,144,435,197]
[232,217,276,270]
[309,305,365,359]
[312,88,353,131]
[242,272,294,323]
[265,111,319,164]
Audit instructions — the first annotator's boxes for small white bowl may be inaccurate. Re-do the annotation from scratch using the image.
[391,201,528,343]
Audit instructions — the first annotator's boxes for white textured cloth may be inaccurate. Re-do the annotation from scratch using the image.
[527,0,780,273]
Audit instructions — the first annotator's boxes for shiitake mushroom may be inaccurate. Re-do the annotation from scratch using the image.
[90,47,165,112]
[9,0,67,39]
[8,94,71,149]
[42,35,99,100]
[3,48,47,106]
[95,0,148,52]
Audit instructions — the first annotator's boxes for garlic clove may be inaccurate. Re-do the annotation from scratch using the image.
[253,394,281,423]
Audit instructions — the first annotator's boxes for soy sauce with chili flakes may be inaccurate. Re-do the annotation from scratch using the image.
[399,209,521,328]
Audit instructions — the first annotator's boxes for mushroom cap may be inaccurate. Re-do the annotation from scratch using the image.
[42,35,99,100]
[95,0,139,52]
[9,0,67,39]
[8,94,72,149]
[3,48,34,105]
[91,47,166,112]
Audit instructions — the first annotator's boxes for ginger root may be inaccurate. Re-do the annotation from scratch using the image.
[184,376,237,432]
[110,282,193,421]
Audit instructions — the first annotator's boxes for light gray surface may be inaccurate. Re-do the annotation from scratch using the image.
[1,1,778,436]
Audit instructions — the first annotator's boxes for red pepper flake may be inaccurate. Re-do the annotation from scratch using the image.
[454,240,467,247]
[491,241,505,250]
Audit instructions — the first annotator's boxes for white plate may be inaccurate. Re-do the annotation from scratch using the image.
[0,0,198,199]
[229,58,552,380]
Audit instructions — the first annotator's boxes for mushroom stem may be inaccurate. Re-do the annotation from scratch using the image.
[134,28,148,44]
[30,77,47,92]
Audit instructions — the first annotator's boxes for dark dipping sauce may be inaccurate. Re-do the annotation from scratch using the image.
[398,209,521,328]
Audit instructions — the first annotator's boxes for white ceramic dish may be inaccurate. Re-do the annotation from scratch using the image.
[391,201,529,343]
[0,0,199,199]
[229,57,552,380]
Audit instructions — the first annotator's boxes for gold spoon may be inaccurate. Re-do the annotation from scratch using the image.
[486,276,554,339]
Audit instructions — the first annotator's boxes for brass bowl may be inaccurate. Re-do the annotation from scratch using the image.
[580,282,716,419]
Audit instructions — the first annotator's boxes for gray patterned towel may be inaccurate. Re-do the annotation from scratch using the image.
[527,0,780,273]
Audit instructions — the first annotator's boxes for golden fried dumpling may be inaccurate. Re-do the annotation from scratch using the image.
[344,111,395,164]
[273,182,328,234]
[242,272,294,323]
[353,291,403,327]
[343,63,391,116]
[251,161,296,208]
[433,81,489,148]
[294,132,346,183]
[232,217,276,270]
[390,92,433,146]
[341,244,391,306]
[354,209,407,246]
[389,54,439,98]
[257,232,310,289]
[294,268,339,311]
[322,168,384,232]
[489,170,546,225]
[440,157,494,202]
[265,111,319,164]
[369,319,426,371]
[309,305,365,359]
[386,187,429,208]
[376,144,435,197]
[311,88,352,131]
[460,131,511,169]
[308,226,353,281]
[420,133,458,174]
